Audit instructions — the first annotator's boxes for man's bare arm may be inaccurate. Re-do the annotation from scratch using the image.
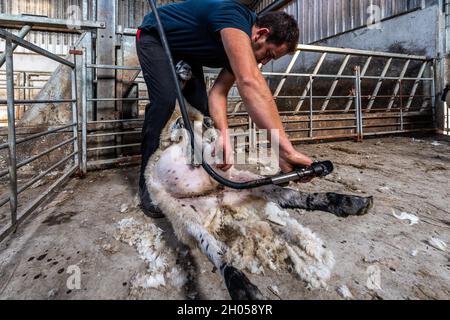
[208,68,235,133]
[220,28,312,171]
[208,68,236,171]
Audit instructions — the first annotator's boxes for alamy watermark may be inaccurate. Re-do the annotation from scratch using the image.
[171,122,281,175]
[367,5,382,30]
[366,265,382,291]
[66,265,81,290]
[66,5,82,31]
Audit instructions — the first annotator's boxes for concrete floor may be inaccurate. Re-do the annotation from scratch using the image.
[0,136,449,300]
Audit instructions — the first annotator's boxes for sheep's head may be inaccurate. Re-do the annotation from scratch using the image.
[159,103,213,149]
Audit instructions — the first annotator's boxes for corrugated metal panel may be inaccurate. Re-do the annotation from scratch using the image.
[0,0,426,54]
[0,0,96,55]
[257,0,424,44]
[117,0,182,29]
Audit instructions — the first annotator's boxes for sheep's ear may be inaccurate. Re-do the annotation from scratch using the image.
[169,117,186,142]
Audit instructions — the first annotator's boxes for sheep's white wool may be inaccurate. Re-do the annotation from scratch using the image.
[392,210,419,226]
[337,285,354,299]
[265,202,289,226]
[166,266,188,290]
[147,154,335,288]
[132,274,166,289]
[116,217,186,291]
[427,237,447,252]
[143,110,335,291]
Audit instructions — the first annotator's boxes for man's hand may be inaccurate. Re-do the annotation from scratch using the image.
[279,149,314,183]
[213,129,234,171]
[279,149,313,173]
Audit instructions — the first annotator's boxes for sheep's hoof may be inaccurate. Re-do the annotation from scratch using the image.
[139,187,165,219]
[223,266,264,300]
[327,193,374,217]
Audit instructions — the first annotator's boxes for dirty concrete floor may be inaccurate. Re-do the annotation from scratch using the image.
[0,136,449,300]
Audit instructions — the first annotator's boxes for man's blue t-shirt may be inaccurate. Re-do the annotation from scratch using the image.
[139,0,257,70]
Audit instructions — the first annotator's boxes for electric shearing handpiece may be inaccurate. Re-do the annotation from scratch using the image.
[270,160,334,185]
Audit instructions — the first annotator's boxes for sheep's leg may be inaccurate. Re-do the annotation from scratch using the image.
[186,223,264,300]
[257,186,373,217]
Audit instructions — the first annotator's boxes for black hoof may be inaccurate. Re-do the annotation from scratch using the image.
[139,187,165,219]
[327,193,374,217]
[223,266,264,300]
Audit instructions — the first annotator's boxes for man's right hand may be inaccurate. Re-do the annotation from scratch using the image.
[214,130,234,172]
[279,148,313,174]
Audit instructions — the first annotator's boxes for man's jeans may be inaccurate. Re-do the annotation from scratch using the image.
[136,29,209,194]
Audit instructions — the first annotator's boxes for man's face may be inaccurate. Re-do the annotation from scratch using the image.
[251,27,290,65]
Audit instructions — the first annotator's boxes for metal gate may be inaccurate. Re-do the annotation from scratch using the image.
[0,29,80,242]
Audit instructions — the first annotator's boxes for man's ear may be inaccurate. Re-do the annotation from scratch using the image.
[255,27,270,41]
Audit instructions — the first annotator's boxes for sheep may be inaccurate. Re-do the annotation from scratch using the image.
[144,107,373,300]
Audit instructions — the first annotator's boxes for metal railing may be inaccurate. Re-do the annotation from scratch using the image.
[80,50,147,174]
[0,70,51,124]
[445,99,450,135]
[0,29,80,242]
[221,43,436,143]
[79,42,437,171]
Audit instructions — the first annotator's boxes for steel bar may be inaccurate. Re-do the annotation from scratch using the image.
[81,49,88,175]
[287,122,433,133]
[355,66,363,141]
[87,143,141,152]
[288,128,435,144]
[0,164,78,243]
[289,134,359,143]
[430,66,436,128]
[363,122,432,128]
[86,156,142,171]
[87,131,141,138]
[88,98,149,102]
[400,103,404,131]
[87,64,141,70]
[0,137,76,178]
[309,75,313,137]
[0,124,75,151]
[248,117,253,151]
[321,54,351,111]
[231,106,433,117]
[295,52,327,112]
[0,14,105,30]
[263,71,355,79]
[366,58,393,111]
[0,29,75,68]
[71,67,79,168]
[269,95,358,99]
[345,57,372,112]
[5,39,17,226]
[286,126,358,133]
[0,99,76,105]
[297,44,429,61]
[361,76,432,81]
[273,50,301,98]
[280,114,425,125]
[387,60,411,111]
[0,25,32,68]
[87,119,144,124]
[260,0,292,14]
[405,61,428,111]
[0,86,45,90]
[0,152,76,208]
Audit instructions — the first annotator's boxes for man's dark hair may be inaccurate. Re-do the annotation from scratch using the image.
[255,11,299,53]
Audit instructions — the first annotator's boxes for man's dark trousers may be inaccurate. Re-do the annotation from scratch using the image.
[136,29,209,209]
